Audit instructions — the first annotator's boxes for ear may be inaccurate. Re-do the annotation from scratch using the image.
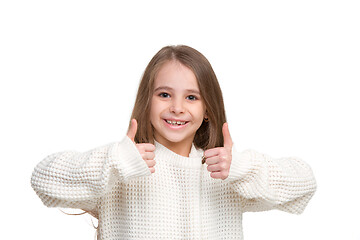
[203,111,209,123]
[204,110,208,119]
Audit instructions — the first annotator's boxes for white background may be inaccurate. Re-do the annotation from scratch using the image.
[1,0,359,239]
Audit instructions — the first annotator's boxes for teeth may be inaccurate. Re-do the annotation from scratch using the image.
[166,120,186,125]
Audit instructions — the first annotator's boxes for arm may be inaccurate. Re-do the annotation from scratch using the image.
[225,146,317,214]
[31,136,151,215]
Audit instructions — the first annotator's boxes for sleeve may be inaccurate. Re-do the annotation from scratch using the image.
[224,145,317,214]
[30,136,151,216]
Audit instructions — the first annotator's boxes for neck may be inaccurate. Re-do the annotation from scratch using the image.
[154,137,193,157]
[167,142,192,157]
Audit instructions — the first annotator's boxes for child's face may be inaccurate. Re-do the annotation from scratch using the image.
[150,60,206,152]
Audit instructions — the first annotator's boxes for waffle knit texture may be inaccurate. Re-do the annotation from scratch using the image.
[31,136,317,240]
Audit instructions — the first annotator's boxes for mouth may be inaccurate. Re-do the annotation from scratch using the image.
[163,119,189,128]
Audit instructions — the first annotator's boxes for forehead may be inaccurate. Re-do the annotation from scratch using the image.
[154,61,199,90]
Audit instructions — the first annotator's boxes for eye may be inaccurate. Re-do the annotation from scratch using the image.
[186,95,197,101]
[159,92,170,98]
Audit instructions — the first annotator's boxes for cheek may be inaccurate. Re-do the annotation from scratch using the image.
[149,100,157,121]
[150,99,165,120]
[192,104,206,122]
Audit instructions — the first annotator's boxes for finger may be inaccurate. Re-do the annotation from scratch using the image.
[210,171,228,180]
[222,122,233,150]
[127,119,138,142]
[207,163,222,172]
[141,152,155,161]
[204,156,220,165]
[204,147,222,158]
[138,143,156,152]
[149,167,155,173]
[145,159,156,167]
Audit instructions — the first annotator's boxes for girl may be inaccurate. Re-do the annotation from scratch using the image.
[31,45,317,240]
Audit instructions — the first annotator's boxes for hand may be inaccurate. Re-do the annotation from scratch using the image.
[204,122,233,180]
[127,119,156,173]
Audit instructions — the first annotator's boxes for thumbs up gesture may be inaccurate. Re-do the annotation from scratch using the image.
[203,122,233,180]
[127,119,156,173]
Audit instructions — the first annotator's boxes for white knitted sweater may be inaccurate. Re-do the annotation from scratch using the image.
[31,136,316,240]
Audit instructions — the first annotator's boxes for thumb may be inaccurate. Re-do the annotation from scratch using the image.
[222,122,233,150]
[127,119,138,142]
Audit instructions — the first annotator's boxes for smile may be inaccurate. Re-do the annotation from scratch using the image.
[166,119,187,125]
[163,119,189,129]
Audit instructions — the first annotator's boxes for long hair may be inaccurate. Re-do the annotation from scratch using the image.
[129,45,227,150]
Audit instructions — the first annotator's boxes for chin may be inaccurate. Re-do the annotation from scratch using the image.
[162,135,188,144]
[158,131,194,144]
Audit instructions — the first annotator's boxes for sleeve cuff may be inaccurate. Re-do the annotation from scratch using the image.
[110,136,152,181]
[226,145,256,182]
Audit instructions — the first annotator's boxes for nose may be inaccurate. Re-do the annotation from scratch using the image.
[169,97,185,114]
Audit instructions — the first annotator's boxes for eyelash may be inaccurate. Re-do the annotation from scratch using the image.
[158,92,198,101]
[187,95,197,101]
[159,93,170,98]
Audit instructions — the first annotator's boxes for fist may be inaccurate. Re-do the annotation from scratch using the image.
[203,122,233,180]
[127,119,156,173]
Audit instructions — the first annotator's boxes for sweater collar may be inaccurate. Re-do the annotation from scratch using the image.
[154,140,204,169]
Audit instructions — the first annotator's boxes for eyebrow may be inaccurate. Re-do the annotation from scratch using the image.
[154,86,200,95]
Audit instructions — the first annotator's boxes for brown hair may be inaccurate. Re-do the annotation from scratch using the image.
[129,45,227,150]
